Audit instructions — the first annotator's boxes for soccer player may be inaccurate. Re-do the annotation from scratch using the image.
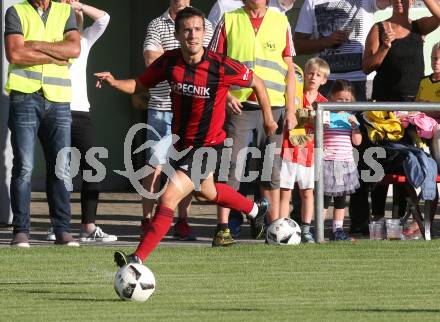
[140,0,214,242]
[94,7,278,265]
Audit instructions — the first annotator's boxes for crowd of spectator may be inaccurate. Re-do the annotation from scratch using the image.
[3,0,440,248]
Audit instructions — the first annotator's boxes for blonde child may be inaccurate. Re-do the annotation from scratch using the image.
[279,58,329,243]
[323,80,362,241]
[416,42,440,188]
[416,42,440,115]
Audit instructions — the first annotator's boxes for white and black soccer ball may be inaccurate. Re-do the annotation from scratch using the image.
[266,218,301,245]
[114,263,156,302]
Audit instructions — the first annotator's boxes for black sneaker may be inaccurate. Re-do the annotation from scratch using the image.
[114,251,142,268]
[247,197,269,239]
[349,222,370,236]
[330,228,354,241]
[54,232,79,247]
[114,251,127,267]
[10,232,30,248]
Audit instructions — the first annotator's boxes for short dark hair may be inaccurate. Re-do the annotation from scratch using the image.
[329,79,356,102]
[241,0,270,4]
[175,7,205,33]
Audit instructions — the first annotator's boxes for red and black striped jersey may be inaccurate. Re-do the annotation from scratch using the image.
[138,48,253,149]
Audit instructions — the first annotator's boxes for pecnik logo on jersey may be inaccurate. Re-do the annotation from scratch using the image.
[170,82,210,98]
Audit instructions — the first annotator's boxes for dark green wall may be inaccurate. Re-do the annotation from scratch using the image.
[33,0,306,191]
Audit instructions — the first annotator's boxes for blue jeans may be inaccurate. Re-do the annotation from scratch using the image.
[8,91,72,235]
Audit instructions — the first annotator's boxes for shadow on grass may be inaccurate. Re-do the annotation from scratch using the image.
[0,281,90,285]
[190,308,267,312]
[5,287,120,301]
[338,308,440,313]
[16,289,88,295]
[48,298,121,302]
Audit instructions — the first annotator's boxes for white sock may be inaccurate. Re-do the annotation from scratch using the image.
[248,203,259,218]
[333,220,343,233]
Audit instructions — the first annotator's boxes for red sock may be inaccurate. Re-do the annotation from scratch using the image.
[134,205,174,261]
[213,183,254,214]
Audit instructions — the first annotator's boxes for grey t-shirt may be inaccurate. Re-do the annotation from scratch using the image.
[4,1,77,37]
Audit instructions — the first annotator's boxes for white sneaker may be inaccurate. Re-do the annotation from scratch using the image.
[79,226,117,242]
[46,227,56,241]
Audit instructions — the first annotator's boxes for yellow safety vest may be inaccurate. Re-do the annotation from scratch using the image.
[294,63,303,110]
[5,1,73,103]
[225,8,289,107]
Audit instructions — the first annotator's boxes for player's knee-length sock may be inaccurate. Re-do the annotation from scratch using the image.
[134,205,174,261]
[213,183,254,214]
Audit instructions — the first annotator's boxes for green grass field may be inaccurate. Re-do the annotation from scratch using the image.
[1,241,440,322]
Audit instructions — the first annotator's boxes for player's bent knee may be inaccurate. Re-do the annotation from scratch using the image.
[193,192,212,202]
[158,194,180,211]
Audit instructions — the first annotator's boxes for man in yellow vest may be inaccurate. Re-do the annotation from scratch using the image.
[210,0,297,245]
[4,0,80,247]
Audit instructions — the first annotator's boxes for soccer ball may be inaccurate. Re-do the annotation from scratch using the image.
[266,218,301,245]
[114,263,156,302]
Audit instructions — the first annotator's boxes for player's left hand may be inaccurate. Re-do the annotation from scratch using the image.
[227,94,243,115]
[264,120,278,136]
[285,109,298,130]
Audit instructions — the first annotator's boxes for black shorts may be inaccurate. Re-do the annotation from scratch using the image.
[174,144,224,179]
[160,144,226,190]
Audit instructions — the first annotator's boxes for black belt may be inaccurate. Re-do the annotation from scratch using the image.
[241,102,284,111]
[10,89,44,96]
[35,88,44,96]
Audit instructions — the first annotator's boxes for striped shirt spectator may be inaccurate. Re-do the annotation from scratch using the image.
[143,9,213,111]
[323,128,355,161]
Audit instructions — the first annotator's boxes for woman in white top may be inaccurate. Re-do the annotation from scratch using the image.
[48,1,116,242]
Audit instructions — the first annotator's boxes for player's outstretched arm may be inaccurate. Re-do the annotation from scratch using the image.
[251,75,278,136]
[94,72,139,94]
